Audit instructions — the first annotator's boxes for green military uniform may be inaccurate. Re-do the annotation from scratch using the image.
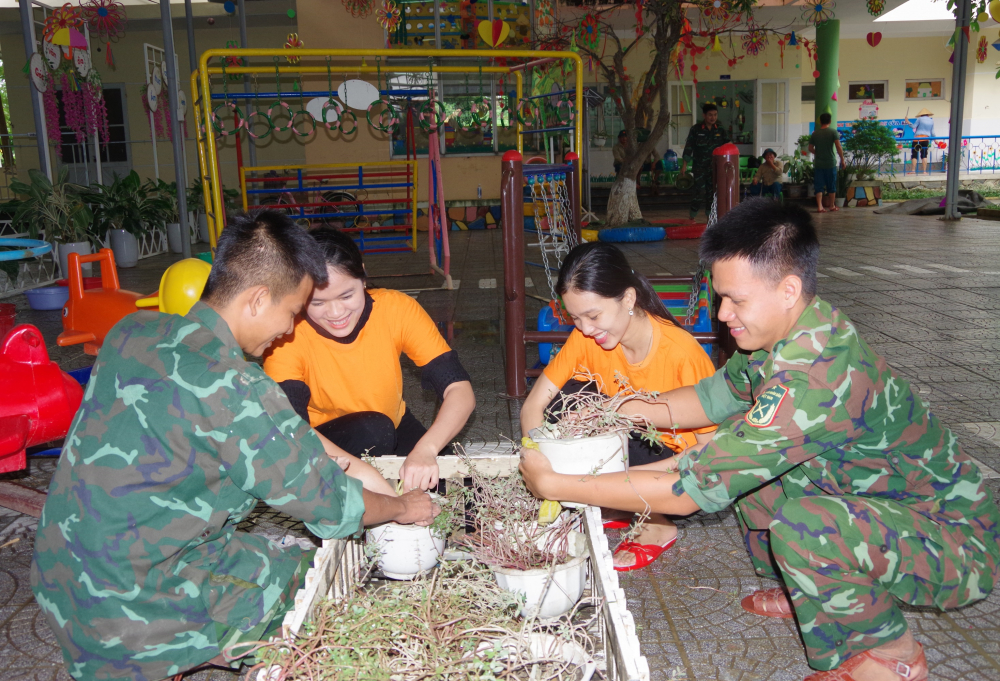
[31,302,366,681]
[677,296,1000,671]
[681,121,730,215]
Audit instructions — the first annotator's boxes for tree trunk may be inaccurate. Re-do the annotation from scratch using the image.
[606,176,642,227]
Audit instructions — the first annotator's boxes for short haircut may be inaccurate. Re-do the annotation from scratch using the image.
[618,130,627,138]
[699,198,820,299]
[819,112,832,125]
[201,209,328,307]
[703,103,718,114]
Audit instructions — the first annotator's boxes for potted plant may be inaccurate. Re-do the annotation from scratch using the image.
[592,132,609,147]
[90,172,170,268]
[366,489,464,580]
[780,154,813,199]
[10,168,94,277]
[842,119,899,203]
[147,179,182,253]
[797,134,812,157]
[187,179,210,244]
[836,164,856,208]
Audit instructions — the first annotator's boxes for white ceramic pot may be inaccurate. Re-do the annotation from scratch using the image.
[835,197,846,208]
[475,633,597,681]
[57,241,92,277]
[592,136,607,147]
[367,522,445,580]
[108,229,139,268]
[198,213,211,244]
[167,222,183,253]
[493,553,589,620]
[188,212,199,243]
[536,432,627,507]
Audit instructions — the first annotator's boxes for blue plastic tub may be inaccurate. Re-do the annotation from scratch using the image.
[25,285,69,310]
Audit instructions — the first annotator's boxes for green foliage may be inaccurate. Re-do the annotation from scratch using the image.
[781,154,814,184]
[89,171,172,236]
[144,179,181,223]
[841,119,900,180]
[7,168,94,244]
[837,164,857,196]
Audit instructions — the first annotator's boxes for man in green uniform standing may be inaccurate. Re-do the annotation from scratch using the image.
[809,112,846,212]
[31,210,438,681]
[520,199,999,681]
[680,103,730,220]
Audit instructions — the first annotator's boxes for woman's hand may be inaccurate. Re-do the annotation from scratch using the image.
[399,450,439,492]
[518,446,556,500]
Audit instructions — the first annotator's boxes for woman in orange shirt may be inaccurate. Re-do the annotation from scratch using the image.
[520,242,716,571]
[264,228,475,492]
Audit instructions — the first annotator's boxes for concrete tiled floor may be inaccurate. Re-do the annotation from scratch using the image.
[3,207,1000,680]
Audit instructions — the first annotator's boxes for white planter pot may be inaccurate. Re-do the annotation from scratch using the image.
[367,522,445,580]
[188,212,199,243]
[835,197,846,208]
[57,241,92,278]
[592,137,608,148]
[476,633,596,681]
[198,213,210,244]
[167,222,183,253]
[493,553,589,620]
[536,432,627,507]
[108,229,139,268]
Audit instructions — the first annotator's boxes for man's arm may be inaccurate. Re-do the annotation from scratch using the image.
[362,489,439,527]
[617,385,715,430]
[835,139,846,168]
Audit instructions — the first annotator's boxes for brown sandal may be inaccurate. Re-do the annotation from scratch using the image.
[803,643,927,681]
[740,587,794,619]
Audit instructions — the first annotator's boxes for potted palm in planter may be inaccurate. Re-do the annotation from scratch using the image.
[836,164,855,208]
[842,119,899,204]
[10,168,94,277]
[147,180,182,253]
[90,172,171,268]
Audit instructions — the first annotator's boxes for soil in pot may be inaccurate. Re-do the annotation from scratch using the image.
[367,522,445,580]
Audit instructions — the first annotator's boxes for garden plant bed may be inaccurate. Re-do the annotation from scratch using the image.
[277,444,650,681]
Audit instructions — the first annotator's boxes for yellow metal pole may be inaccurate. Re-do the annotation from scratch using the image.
[198,58,225,249]
[190,69,215,252]
[410,159,418,253]
[240,166,248,212]
[575,58,584,201]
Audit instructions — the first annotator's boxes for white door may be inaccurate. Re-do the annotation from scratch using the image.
[668,82,696,154]
[756,80,789,157]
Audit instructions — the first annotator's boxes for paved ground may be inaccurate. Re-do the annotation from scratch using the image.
[3,206,1000,680]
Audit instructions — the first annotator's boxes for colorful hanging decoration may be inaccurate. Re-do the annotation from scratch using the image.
[802,0,836,26]
[478,19,511,47]
[42,4,84,44]
[80,0,127,67]
[777,37,785,67]
[38,60,109,157]
[788,31,798,46]
[284,33,304,64]
[712,34,722,52]
[978,36,989,63]
[866,0,885,16]
[578,13,599,51]
[635,0,645,38]
[342,0,374,19]
[375,0,400,31]
[866,31,882,47]
[742,23,768,56]
[702,0,729,30]
[222,40,244,81]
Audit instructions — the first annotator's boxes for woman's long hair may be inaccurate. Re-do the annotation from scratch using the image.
[555,242,680,326]
[309,227,367,284]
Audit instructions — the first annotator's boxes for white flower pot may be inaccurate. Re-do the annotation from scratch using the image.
[108,229,139,268]
[535,432,627,507]
[592,137,608,147]
[57,241,92,278]
[198,213,211,244]
[493,553,589,620]
[167,222,183,253]
[367,522,445,580]
[835,197,846,208]
[475,633,597,681]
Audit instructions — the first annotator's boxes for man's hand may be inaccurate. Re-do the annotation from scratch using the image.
[839,158,846,169]
[394,490,440,526]
[679,161,687,175]
[519,446,556,500]
[399,450,439,492]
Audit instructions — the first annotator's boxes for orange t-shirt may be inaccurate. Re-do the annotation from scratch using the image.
[542,316,716,452]
[263,288,451,428]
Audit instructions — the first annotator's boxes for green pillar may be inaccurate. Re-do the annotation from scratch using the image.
[814,20,840,125]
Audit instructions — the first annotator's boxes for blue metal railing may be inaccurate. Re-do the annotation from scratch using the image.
[873,135,1000,176]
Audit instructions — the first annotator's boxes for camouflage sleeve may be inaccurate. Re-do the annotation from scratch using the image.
[682,127,696,161]
[721,352,754,402]
[693,368,748,424]
[227,371,365,539]
[677,371,851,513]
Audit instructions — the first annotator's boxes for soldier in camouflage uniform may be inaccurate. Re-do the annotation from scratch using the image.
[520,199,1000,681]
[31,211,438,681]
[680,102,730,220]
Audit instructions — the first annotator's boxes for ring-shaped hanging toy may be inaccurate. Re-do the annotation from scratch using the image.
[449,107,477,133]
[470,97,492,126]
[354,214,371,230]
[418,99,447,132]
[515,99,540,127]
[321,98,344,130]
[291,110,316,137]
[338,109,359,135]
[555,97,575,125]
[244,110,273,140]
[267,100,294,132]
[367,99,399,133]
[211,101,245,137]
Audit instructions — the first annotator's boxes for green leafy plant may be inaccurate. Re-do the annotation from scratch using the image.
[145,179,180,223]
[780,154,814,184]
[841,119,900,180]
[8,168,94,244]
[89,171,172,236]
[837,164,857,197]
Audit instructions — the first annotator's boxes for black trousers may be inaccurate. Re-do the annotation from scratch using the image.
[546,379,675,467]
[315,407,427,458]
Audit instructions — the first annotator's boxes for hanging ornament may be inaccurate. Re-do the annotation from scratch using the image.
[80,0,127,67]
[43,4,84,45]
[866,0,884,17]
[478,19,511,47]
[376,0,400,31]
[978,36,989,63]
[222,39,244,81]
[578,14,599,51]
[712,34,722,52]
[342,0,374,19]
[742,23,768,57]
[635,0,645,38]
[284,32,304,63]
[703,0,729,30]
[990,0,1000,23]
[788,31,798,46]
[778,38,785,68]
[802,0,836,26]
[866,32,882,47]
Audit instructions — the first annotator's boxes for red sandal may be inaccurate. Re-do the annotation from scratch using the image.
[803,643,927,681]
[612,536,677,572]
[740,587,794,619]
[602,518,632,530]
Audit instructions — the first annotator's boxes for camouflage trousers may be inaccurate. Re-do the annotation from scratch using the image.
[736,480,997,671]
[689,164,715,214]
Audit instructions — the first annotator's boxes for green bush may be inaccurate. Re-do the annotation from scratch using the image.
[842,119,900,180]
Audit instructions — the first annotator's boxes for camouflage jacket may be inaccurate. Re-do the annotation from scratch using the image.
[31,302,365,681]
[681,122,730,164]
[678,296,1000,563]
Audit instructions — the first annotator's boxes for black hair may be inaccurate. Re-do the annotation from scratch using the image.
[617,130,627,138]
[819,112,832,125]
[201,209,328,306]
[556,242,679,326]
[310,227,367,282]
[702,103,718,114]
[699,197,820,299]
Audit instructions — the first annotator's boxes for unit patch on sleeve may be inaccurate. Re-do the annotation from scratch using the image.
[744,384,790,428]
